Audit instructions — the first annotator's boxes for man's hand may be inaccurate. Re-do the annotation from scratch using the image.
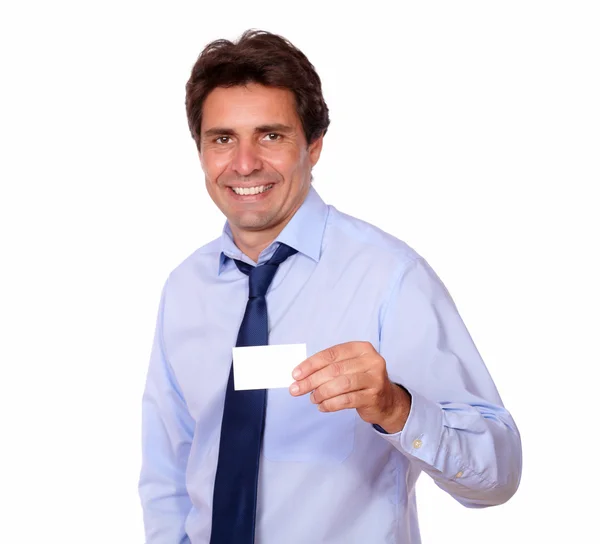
[289,341,412,434]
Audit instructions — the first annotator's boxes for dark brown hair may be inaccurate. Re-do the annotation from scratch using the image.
[185,29,330,149]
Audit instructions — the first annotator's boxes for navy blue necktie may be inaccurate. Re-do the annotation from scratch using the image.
[210,243,298,544]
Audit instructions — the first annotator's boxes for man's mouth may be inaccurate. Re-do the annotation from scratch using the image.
[229,184,274,196]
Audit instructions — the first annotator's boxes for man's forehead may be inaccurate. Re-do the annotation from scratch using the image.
[201,85,299,133]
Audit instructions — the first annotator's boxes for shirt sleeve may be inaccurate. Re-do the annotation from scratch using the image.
[138,280,194,542]
[375,256,522,507]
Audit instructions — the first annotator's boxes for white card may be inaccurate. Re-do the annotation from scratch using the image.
[232,343,307,390]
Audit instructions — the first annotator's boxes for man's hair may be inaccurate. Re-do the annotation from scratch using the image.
[185,29,330,150]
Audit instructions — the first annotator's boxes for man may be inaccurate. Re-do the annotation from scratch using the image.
[139,29,522,543]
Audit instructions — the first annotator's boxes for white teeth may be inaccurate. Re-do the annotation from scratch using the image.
[232,184,273,196]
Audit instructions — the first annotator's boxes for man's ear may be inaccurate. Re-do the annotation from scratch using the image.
[308,134,324,167]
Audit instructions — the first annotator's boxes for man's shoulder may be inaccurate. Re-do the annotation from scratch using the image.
[326,205,421,268]
[163,235,222,287]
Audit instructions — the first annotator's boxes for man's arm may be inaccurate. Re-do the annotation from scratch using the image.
[291,256,522,507]
[377,256,522,507]
[139,282,194,542]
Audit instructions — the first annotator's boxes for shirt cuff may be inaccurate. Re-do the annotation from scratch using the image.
[372,387,444,466]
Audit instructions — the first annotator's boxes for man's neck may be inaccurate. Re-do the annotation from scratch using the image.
[232,231,277,263]
[230,217,292,263]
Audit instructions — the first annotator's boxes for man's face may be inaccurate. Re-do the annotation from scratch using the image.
[198,83,323,238]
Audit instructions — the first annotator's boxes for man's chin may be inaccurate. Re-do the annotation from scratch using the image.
[231,214,276,232]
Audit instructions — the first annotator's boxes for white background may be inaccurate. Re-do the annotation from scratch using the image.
[1,1,598,542]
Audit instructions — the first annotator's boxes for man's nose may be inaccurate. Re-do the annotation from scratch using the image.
[231,141,263,176]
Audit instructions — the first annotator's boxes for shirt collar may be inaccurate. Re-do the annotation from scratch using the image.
[217,185,329,275]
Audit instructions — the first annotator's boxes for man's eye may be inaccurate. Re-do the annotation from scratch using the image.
[264,133,281,141]
[215,136,231,144]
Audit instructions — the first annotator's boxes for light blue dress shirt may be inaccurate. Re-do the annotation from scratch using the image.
[139,186,522,543]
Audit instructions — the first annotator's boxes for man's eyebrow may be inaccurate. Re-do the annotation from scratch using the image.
[254,124,294,134]
[203,127,236,138]
[202,124,295,138]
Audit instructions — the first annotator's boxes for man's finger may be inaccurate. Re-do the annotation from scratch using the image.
[290,355,363,396]
[317,391,367,413]
[310,372,370,404]
[292,341,371,381]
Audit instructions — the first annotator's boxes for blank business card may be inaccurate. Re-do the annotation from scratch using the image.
[232,343,307,390]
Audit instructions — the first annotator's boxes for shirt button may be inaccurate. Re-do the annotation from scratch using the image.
[412,439,423,449]
[455,471,464,478]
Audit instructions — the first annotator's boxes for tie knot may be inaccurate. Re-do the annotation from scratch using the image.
[234,243,298,299]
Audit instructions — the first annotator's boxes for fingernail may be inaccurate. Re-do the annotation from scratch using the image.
[290,383,299,394]
[292,368,301,379]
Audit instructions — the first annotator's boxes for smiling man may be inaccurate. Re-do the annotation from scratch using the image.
[139,30,522,544]
[199,84,320,262]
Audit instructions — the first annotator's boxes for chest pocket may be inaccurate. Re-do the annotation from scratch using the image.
[262,387,356,463]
